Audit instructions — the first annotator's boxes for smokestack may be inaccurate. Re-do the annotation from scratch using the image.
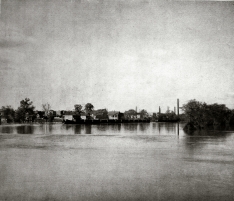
[174,107,176,113]
[136,106,137,113]
[159,106,161,114]
[177,99,179,116]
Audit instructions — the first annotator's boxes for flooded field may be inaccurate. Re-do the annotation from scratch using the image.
[0,123,234,201]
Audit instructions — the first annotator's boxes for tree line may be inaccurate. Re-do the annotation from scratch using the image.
[182,99,234,131]
[0,99,96,123]
[1,98,150,123]
[1,98,35,123]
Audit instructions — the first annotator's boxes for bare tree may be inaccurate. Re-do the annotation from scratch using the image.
[42,103,51,117]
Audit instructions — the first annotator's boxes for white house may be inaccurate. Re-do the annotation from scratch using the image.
[108,111,120,120]
[80,115,87,120]
[63,115,73,121]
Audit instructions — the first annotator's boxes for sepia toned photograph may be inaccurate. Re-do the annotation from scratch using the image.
[0,0,234,200]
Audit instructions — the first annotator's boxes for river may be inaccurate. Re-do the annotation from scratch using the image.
[0,122,234,201]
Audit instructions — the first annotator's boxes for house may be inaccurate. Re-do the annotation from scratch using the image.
[56,110,62,117]
[49,110,56,116]
[63,115,73,121]
[124,110,137,119]
[80,115,86,120]
[136,113,141,119]
[108,111,119,120]
[36,111,45,118]
[63,111,75,121]
[146,112,154,120]
[93,109,108,120]
[108,111,124,120]
[25,113,35,122]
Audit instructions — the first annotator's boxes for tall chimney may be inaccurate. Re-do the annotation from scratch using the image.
[177,99,179,116]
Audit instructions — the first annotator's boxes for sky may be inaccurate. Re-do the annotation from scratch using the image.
[0,0,234,112]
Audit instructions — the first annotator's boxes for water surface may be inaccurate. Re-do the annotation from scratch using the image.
[0,123,234,201]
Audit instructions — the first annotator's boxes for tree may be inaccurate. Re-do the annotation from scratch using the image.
[182,99,207,129]
[42,103,54,122]
[204,103,232,125]
[1,106,15,123]
[42,103,51,117]
[15,98,35,122]
[230,110,234,125]
[140,109,148,119]
[74,104,83,115]
[73,104,83,121]
[151,113,157,121]
[124,109,137,115]
[85,103,94,115]
[182,99,233,131]
[166,110,178,120]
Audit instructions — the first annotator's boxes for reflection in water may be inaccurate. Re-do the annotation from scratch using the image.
[157,123,178,135]
[109,124,121,131]
[2,123,233,139]
[0,123,181,135]
[123,124,138,132]
[158,123,161,133]
[48,124,53,133]
[96,124,107,131]
[74,125,82,134]
[139,123,150,132]
[85,125,92,134]
[165,123,176,133]
[0,126,14,133]
[16,125,34,134]
[177,123,179,135]
[182,126,234,156]
[183,124,234,136]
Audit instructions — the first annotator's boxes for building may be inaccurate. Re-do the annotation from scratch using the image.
[93,109,108,120]
[63,111,75,121]
[80,115,87,120]
[124,110,137,119]
[56,110,62,117]
[108,111,124,120]
[136,113,141,119]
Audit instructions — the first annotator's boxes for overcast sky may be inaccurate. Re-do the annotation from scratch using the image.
[0,0,234,112]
